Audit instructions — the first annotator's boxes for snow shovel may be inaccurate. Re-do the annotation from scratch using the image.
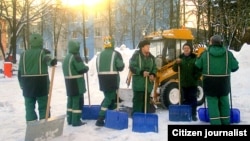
[198,105,240,123]
[82,72,101,120]
[169,66,192,121]
[198,84,240,123]
[132,77,158,133]
[25,66,65,141]
[105,89,129,130]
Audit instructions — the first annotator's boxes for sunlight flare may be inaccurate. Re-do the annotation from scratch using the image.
[61,0,102,7]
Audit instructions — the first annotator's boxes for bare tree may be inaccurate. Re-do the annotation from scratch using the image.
[190,0,250,50]
[113,0,145,48]
[0,0,53,63]
[43,1,68,59]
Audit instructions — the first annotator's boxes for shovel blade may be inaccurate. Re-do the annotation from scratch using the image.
[82,105,101,120]
[25,115,65,141]
[198,108,241,123]
[132,112,158,133]
[231,108,240,123]
[198,107,210,122]
[169,104,192,121]
[105,110,128,130]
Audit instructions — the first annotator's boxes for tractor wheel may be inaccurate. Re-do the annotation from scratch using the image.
[197,84,205,106]
[160,82,180,109]
[160,82,205,109]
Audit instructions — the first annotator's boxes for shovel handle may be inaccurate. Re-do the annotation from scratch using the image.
[144,77,148,114]
[45,66,56,120]
[116,89,119,111]
[178,65,181,105]
[86,72,91,105]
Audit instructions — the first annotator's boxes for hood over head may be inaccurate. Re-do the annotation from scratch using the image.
[68,40,80,54]
[208,45,227,57]
[29,33,43,49]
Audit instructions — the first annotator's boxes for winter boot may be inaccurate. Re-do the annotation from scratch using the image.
[192,115,198,121]
[118,97,123,103]
[72,121,86,127]
[71,113,86,127]
[95,116,105,127]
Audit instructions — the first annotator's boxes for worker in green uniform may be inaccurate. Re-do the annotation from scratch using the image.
[62,40,89,126]
[95,36,125,126]
[18,33,57,123]
[129,40,157,115]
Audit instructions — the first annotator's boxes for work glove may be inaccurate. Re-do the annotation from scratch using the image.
[140,70,150,77]
[50,58,57,66]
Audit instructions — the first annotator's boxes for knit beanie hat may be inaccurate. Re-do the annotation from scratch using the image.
[211,35,222,46]
[103,36,114,49]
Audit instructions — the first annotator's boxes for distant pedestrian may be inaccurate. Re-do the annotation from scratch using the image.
[62,40,89,127]
[172,43,202,121]
[18,33,57,123]
[95,36,125,126]
[129,40,157,115]
[195,35,239,125]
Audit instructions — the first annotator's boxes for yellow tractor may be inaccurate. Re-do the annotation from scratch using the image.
[135,28,206,109]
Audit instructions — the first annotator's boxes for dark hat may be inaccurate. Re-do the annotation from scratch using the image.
[182,43,193,51]
[210,35,222,46]
[138,40,150,48]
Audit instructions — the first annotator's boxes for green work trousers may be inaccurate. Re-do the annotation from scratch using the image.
[24,95,48,121]
[98,91,117,118]
[67,95,83,125]
[132,91,151,115]
[207,95,230,125]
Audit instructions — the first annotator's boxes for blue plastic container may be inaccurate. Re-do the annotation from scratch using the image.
[132,112,158,133]
[105,110,128,130]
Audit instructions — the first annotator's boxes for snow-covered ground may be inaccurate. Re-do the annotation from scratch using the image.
[0,44,250,141]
